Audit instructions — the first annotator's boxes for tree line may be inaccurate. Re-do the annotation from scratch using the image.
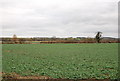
[1,32,119,44]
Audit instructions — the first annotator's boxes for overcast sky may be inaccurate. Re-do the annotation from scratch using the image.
[0,0,119,38]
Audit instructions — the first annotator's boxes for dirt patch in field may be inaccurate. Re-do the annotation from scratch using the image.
[2,72,51,79]
[5,50,11,53]
[1,72,117,81]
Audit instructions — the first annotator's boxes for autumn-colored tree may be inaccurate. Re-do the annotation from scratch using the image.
[12,34,18,44]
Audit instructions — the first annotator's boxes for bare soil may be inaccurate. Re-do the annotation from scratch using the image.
[1,72,117,81]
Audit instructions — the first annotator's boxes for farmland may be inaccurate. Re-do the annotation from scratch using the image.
[2,43,118,79]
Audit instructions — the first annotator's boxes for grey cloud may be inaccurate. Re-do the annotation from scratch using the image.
[1,0,118,37]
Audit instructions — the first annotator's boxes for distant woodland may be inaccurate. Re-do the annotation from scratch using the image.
[0,35,119,44]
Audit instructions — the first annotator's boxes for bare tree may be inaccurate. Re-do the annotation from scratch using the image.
[95,32,102,43]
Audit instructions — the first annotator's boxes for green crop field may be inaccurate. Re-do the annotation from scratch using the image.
[2,43,118,79]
